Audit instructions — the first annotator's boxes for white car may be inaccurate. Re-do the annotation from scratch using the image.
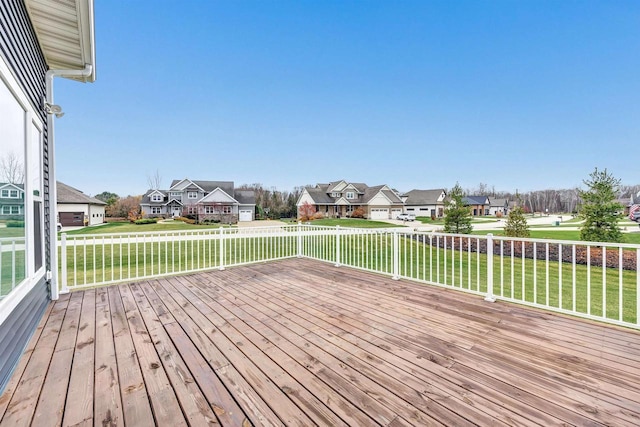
[57,222,62,231]
[396,213,416,221]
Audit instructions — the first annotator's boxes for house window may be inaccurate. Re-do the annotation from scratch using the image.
[204,206,215,214]
[151,194,163,202]
[188,207,197,215]
[1,190,7,197]
[188,191,198,199]
[151,207,162,214]
[346,205,354,213]
[223,206,232,214]
[331,192,340,197]
[169,192,181,198]
[1,189,20,198]
[346,191,355,200]
[407,208,414,211]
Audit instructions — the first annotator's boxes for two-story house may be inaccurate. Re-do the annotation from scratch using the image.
[401,189,446,218]
[0,183,25,220]
[140,179,256,223]
[297,180,404,219]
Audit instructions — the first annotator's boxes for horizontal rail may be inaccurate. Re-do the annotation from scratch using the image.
[58,225,640,329]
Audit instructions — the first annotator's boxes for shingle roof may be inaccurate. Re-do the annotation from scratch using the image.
[464,195,490,205]
[403,189,445,205]
[57,181,106,205]
[234,190,256,205]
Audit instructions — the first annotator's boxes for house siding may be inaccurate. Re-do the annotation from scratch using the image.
[0,278,48,392]
[0,0,50,394]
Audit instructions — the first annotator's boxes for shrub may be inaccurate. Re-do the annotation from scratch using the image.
[134,218,158,225]
[351,207,366,219]
[312,211,324,220]
[495,211,503,218]
[6,220,25,228]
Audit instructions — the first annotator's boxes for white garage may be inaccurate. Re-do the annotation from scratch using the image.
[391,208,402,219]
[369,208,389,220]
[238,209,253,222]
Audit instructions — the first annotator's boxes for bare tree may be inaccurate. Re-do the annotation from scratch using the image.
[0,152,24,184]
[146,169,162,190]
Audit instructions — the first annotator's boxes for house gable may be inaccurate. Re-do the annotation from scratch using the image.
[335,197,351,206]
[170,179,204,192]
[327,180,348,193]
[296,190,316,207]
[367,191,394,206]
[198,187,238,204]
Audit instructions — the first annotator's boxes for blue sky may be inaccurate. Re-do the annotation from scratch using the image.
[54,0,640,197]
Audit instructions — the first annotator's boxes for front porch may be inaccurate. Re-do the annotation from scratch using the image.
[1,258,639,426]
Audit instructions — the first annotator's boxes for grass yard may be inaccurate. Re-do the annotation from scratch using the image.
[1,249,26,298]
[63,221,229,236]
[306,218,402,228]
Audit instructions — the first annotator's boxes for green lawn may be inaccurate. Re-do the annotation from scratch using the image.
[0,226,27,239]
[306,218,402,228]
[53,229,639,325]
[416,217,445,225]
[63,221,229,236]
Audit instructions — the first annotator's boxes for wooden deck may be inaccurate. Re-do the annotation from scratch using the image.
[1,258,640,426]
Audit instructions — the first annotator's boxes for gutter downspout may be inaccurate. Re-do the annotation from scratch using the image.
[45,64,93,301]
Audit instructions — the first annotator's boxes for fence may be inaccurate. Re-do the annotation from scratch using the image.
[58,224,640,329]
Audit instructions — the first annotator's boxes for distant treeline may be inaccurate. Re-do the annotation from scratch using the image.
[464,183,640,214]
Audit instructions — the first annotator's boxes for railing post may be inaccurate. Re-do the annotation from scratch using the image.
[392,230,399,280]
[484,233,495,302]
[219,227,225,270]
[297,221,302,258]
[335,225,341,267]
[60,233,69,295]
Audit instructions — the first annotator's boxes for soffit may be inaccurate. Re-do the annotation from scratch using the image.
[24,0,96,82]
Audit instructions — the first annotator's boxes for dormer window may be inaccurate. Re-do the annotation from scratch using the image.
[331,192,340,197]
[151,194,163,202]
[1,189,19,198]
[346,191,355,200]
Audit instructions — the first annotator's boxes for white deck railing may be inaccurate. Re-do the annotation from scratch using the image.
[0,237,26,299]
[58,224,640,329]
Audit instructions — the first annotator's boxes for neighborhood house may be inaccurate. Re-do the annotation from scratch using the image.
[140,179,256,223]
[57,181,106,227]
[297,180,405,219]
[401,189,446,218]
[0,183,24,220]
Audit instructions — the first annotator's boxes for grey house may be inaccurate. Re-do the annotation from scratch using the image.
[0,0,96,393]
[401,189,446,218]
[140,178,256,223]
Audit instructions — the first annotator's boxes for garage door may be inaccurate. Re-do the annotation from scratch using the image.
[369,208,389,220]
[59,212,84,226]
[238,209,253,222]
[391,209,402,219]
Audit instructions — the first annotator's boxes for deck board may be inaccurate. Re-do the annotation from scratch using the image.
[2,258,640,426]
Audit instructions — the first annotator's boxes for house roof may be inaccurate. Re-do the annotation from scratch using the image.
[57,181,105,205]
[234,190,256,205]
[170,180,235,195]
[490,198,508,207]
[403,189,445,205]
[0,183,25,191]
[24,0,96,82]
[464,195,490,205]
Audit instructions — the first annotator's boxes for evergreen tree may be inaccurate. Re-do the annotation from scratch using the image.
[579,168,623,242]
[504,195,530,237]
[444,183,473,234]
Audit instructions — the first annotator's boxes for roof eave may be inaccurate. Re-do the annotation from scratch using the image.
[25,0,97,83]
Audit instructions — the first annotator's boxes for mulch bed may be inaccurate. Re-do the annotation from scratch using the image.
[417,235,638,271]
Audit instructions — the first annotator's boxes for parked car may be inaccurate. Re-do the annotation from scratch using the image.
[631,211,640,222]
[396,213,416,221]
